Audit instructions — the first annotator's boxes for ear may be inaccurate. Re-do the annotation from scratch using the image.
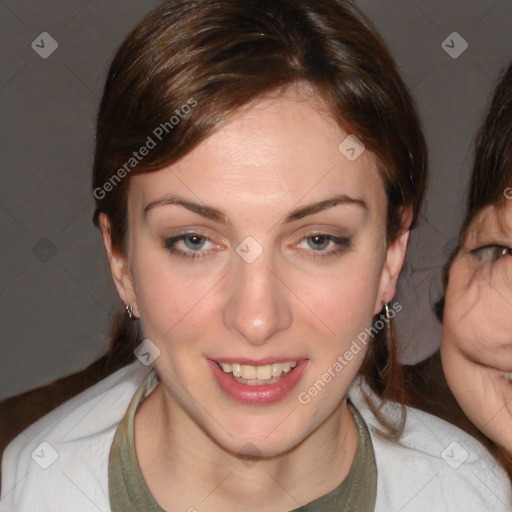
[373,208,412,315]
[99,213,138,317]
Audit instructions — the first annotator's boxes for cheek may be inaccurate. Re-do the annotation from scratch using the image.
[440,339,466,388]
[291,256,383,340]
[132,252,223,344]
[443,349,509,429]
[446,259,512,355]
[131,233,385,354]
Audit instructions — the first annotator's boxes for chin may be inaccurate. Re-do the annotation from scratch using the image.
[231,436,299,460]
[210,421,307,460]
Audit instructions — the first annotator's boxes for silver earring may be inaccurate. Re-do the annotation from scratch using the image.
[383,302,392,338]
[125,304,134,319]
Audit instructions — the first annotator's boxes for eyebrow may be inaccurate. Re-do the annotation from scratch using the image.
[143,194,367,224]
[284,195,368,222]
[144,195,229,224]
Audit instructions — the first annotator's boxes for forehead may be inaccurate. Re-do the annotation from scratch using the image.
[129,88,386,216]
[466,202,512,243]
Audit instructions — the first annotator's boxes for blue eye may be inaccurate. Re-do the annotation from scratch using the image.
[297,234,351,258]
[307,234,333,250]
[182,234,207,250]
[470,245,512,264]
[164,233,212,260]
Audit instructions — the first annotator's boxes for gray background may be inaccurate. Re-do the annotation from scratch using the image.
[1,0,511,401]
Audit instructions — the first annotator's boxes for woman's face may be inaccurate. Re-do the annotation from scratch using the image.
[441,202,512,454]
[103,88,408,457]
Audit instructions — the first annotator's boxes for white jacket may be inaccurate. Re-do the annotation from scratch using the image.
[1,361,511,511]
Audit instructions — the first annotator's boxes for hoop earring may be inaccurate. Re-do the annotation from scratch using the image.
[383,302,390,320]
[125,304,134,319]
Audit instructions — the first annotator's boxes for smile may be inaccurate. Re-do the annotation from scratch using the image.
[216,361,298,384]
[208,359,308,404]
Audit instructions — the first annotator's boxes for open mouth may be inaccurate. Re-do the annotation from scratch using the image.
[208,358,308,404]
[215,361,298,385]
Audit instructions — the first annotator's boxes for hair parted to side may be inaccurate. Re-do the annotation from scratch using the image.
[92,0,428,436]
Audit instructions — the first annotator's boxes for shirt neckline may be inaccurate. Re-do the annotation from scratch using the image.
[108,369,377,511]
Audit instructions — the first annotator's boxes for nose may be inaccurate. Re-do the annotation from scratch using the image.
[223,259,292,346]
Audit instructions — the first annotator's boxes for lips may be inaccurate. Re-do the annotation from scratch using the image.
[208,358,309,404]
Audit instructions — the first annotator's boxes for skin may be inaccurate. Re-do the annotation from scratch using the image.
[100,86,409,511]
[441,202,512,457]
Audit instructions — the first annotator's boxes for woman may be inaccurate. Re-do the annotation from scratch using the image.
[1,1,510,511]
[441,63,512,464]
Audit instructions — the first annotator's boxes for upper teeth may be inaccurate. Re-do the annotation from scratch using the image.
[499,371,512,382]
[219,362,298,380]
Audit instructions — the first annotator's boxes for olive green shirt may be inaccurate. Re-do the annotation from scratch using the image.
[108,370,377,511]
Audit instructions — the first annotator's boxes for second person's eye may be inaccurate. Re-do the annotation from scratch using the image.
[470,244,512,264]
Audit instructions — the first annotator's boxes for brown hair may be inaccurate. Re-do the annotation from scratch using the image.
[92,0,428,434]
[437,63,512,307]
[462,63,512,238]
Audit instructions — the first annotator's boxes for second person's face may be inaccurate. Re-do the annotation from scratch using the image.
[442,202,512,454]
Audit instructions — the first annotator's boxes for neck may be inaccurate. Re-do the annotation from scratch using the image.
[135,383,359,512]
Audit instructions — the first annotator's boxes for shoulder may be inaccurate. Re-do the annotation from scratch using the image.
[0,361,150,512]
[349,377,512,512]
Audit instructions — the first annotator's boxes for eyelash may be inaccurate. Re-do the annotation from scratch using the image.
[470,244,512,264]
[164,233,351,261]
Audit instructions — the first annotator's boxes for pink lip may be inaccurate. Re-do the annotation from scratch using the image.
[207,359,309,405]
